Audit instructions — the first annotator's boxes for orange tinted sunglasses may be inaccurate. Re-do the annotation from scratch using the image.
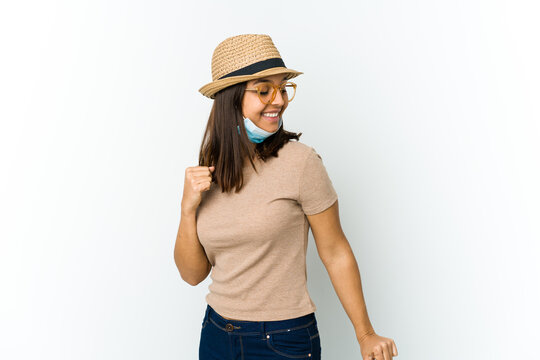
[244,81,297,104]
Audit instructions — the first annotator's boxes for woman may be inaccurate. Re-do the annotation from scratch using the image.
[175,34,398,360]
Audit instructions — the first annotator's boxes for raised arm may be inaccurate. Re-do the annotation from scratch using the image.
[174,209,211,286]
[173,165,214,286]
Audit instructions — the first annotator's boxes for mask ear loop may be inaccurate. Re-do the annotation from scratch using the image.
[236,109,245,135]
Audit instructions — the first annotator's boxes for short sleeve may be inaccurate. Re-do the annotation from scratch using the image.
[298,147,338,215]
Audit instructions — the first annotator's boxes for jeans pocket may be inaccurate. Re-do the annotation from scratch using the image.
[308,322,321,355]
[308,322,319,340]
[267,326,312,359]
[201,309,209,329]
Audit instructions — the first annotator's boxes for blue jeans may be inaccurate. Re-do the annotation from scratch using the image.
[199,304,321,359]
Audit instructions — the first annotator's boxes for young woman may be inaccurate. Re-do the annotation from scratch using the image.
[175,34,398,360]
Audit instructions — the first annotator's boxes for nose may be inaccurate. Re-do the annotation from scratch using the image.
[271,89,286,106]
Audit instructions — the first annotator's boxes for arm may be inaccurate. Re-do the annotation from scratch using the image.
[174,209,212,286]
[307,199,398,359]
[307,199,375,337]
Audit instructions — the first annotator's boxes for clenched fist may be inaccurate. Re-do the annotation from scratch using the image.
[181,165,215,215]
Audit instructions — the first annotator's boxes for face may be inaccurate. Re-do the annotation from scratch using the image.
[241,73,290,133]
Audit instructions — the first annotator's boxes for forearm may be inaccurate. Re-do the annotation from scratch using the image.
[174,210,211,285]
[323,244,375,338]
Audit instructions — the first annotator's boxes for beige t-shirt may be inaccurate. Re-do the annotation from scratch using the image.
[196,140,338,321]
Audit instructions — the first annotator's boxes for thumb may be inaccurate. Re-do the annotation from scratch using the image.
[209,165,215,171]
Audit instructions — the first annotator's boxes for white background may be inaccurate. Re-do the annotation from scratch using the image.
[1,1,539,359]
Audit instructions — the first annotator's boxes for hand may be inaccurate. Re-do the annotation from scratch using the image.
[181,165,215,214]
[357,331,398,360]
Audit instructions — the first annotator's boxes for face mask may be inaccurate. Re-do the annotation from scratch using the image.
[237,116,283,143]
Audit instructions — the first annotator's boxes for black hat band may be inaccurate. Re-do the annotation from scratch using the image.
[218,58,286,80]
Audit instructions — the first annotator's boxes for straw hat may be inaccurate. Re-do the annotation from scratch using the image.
[199,34,303,99]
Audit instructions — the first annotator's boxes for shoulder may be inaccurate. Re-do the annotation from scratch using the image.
[260,140,315,172]
[268,141,329,177]
[278,140,315,159]
[279,141,329,168]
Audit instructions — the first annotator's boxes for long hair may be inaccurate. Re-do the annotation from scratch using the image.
[198,81,302,193]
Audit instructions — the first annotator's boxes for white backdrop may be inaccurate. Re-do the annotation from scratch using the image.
[1,1,539,359]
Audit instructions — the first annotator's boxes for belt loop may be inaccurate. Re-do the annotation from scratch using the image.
[204,305,210,323]
[260,321,266,340]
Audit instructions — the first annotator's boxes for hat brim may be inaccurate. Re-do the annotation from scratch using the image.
[198,67,303,99]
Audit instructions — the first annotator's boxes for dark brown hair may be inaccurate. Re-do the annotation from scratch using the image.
[198,81,302,193]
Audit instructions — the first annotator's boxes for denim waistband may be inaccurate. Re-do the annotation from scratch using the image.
[203,304,317,337]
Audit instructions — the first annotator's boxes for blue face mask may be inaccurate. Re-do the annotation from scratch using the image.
[237,116,283,143]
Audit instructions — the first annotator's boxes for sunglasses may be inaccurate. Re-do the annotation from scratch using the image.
[244,81,297,105]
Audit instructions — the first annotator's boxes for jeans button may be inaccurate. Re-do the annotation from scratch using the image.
[225,323,234,332]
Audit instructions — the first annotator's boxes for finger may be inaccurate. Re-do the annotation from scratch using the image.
[195,178,211,188]
[190,179,205,191]
[186,166,206,174]
[186,169,203,180]
[373,347,383,360]
[392,341,398,356]
[190,176,205,185]
[187,166,214,176]
[382,342,391,360]
[196,178,211,185]
[195,175,212,183]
